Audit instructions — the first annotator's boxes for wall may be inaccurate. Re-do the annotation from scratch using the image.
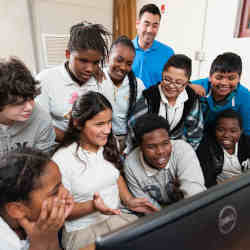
[137,0,250,88]
[0,0,113,73]
[32,0,113,72]
[0,0,36,73]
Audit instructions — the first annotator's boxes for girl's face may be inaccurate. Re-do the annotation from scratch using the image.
[24,161,66,221]
[67,49,102,84]
[215,117,242,153]
[108,44,135,86]
[80,108,112,152]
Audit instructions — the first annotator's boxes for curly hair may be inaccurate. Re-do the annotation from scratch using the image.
[0,147,50,209]
[56,91,123,170]
[0,57,40,111]
[67,22,111,68]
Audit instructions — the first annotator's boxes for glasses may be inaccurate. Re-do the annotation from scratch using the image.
[162,78,188,89]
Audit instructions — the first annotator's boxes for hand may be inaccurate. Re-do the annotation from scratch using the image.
[126,197,159,214]
[93,192,121,215]
[94,66,106,83]
[18,197,68,246]
[58,186,74,219]
[190,84,206,97]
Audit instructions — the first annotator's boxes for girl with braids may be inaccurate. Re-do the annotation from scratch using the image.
[53,91,157,250]
[36,21,111,141]
[0,147,73,250]
[101,35,145,152]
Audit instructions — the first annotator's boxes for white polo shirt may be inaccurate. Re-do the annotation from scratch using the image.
[101,68,145,135]
[52,143,120,232]
[36,63,102,131]
[0,217,29,250]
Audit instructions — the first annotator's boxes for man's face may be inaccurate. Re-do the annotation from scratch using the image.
[67,49,102,84]
[209,72,240,101]
[0,99,35,125]
[136,12,160,48]
[141,128,172,169]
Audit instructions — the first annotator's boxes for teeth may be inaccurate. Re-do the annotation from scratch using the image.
[223,140,231,145]
[157,158,166,164]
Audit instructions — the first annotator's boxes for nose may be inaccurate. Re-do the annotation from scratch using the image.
[146,25,153,33]
[155,145,164,155]
[24,100,34,111]
[103,122,111,134]
[85,62,95,73]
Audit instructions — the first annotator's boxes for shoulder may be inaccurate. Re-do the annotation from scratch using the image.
[236,84,250,98]
[36,64,64,83]
[30,104,52,124]
[154,40,174,53]
[124,147,141,170]
[53,144,76,163]
[172,139,194,152]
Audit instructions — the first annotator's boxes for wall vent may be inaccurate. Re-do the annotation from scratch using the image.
[42,34,69,68]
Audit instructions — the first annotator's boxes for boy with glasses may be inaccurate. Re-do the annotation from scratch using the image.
[127,54,203,151]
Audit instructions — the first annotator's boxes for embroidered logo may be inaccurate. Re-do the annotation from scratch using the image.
[218,205,237,235]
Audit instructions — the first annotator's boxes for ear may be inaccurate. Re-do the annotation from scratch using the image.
[5,202,28,220]
[65,49,70,60]
[136,19,140,29]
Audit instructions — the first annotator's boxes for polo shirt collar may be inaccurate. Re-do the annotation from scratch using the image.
[134,36,158,51]
[58,62,97,87]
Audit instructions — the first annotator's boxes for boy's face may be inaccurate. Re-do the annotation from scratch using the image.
[161,66,189,101]
[209,72,240,101]
[0,99,35,125]
[141,128,172,169]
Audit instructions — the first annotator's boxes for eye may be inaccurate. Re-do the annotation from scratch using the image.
[215,75,223,80]
[228,76,237,81]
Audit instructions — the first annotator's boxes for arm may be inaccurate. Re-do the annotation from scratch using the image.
[124,161,161,210]
[54,127,65,142]
[118,175,159,214]
[189,84,206,97]
[184,97,204,150]
[67,193,120,221]
[174,141,206,197]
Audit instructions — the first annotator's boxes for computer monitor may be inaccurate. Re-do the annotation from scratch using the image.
[95,172,250,250]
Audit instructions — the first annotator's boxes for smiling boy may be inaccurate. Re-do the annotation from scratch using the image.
[192,52,250,135]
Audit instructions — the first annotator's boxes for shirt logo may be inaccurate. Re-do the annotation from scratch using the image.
[218,205,237,235]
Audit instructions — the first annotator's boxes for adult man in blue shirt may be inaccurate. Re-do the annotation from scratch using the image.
[132,4,174,88]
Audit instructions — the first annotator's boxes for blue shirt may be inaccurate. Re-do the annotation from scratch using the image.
[192,77,250,135]
[132,36,174,88]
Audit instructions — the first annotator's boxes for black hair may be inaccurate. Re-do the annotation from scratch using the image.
[163,54,192,79]
[139,4,161,19]
[134,113,170,144]
[209,52,242,76]
[109,35,137,122]
[56,91,122,170]
[0,148,50,209]
[0,57,40,111]
[67,22,111,68]
[110,35,135,54]
[215,109,243,130]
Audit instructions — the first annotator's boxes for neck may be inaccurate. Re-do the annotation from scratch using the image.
[138,38,153,50]
[80,142,100,153]
[109,74,124,88]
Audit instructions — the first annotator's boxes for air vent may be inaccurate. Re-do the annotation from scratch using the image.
[42,34,69,68]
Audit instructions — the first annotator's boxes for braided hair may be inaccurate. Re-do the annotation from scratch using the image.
[67,21,111,68]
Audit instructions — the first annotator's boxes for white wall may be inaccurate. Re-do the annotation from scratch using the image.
[0,0,36,73]
[0,0,113,73]
[137,0,250,88]
[32,0,113,72]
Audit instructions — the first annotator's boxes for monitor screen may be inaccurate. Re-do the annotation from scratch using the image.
[96,172,250,250]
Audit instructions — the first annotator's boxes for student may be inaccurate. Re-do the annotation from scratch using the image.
[0,57,56,157]
[128,54,203,151]
[52,91,158,249]
[192,52,250,135]
[196,109,250,188]
[132,3,174,88]
[101,35,145,152]
[36,22,111,141]
[124,114,206,210]
[0,147,74,250]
